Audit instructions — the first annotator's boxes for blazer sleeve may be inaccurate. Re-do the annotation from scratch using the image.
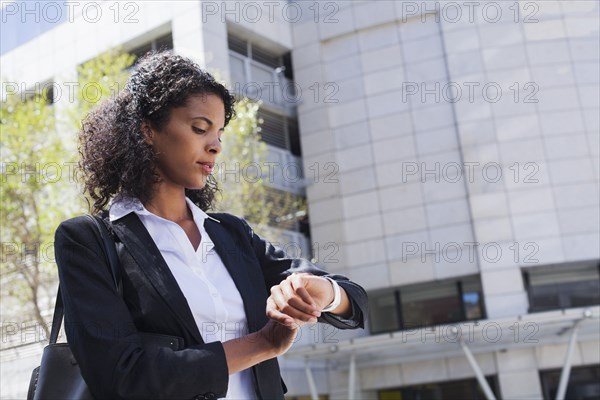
[236,216,368,330]
[54,216,229,400]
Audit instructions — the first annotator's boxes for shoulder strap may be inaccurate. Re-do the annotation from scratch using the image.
[88,212,123,296]
[49,213,122,344]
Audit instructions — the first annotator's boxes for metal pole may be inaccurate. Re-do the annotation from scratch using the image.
[556,322,580,400]
[348,353,356,400]
[304,360,319,400]
[460,340,497,400]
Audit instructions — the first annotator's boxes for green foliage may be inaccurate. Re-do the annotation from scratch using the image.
[214,98,270,224]
[68,47,136,129]
[0,48,134,334]
[213,97,308,240]
[0,90,81,334]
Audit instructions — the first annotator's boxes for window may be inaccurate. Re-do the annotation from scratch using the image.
[540,365,600,400]
[402,283,463,328]
[258,109,287,149]
[524,261,600,312]
[369,289,399,333]
[228,35,292,79]
[369,275,485,334]
[379,376,500,400]
[45,83,55,105]
[257,109,301,155]
[130,32,173,63]
[227,33,296,110]
[21,81,55,106]
[227,35,248,57]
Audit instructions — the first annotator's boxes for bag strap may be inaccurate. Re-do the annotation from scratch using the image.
[49,212,122,344]
[88,211,123,296]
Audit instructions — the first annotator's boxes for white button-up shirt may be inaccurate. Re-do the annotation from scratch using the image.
[109,195,256,399]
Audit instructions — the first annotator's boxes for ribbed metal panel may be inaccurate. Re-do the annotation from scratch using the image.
[227,35,247,56]
[258,109,287,149]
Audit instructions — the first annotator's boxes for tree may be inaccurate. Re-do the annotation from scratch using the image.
[69,48,136,130]
[0,89,80,339]
[213,97,270,221]
[0,48,135,340]
[213,97,307,242]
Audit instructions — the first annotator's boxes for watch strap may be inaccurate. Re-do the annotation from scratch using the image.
[321,276,341,313]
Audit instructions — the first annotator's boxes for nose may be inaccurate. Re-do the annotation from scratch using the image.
[207,134,222,155]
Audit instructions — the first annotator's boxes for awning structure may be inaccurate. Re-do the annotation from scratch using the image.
[286,307,600,400]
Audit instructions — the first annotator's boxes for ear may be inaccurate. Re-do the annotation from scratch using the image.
[140,120,154,145]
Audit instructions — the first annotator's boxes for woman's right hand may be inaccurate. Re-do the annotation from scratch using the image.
[257,319,299,357]
[222,318,299,374]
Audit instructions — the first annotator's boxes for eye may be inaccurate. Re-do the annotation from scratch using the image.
[192,126,205,134]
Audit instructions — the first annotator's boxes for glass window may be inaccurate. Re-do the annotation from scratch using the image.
[401,282,461,328]
[540,365,600,400]
[369,290,400,334]
[288,118,301,156]
[368,275,485,334]
[227,35,248,56]
[463,277,485,320]
[229,54,246,86]
[22,80,55,106]
[249,63,276,102]
[252,45,281,69]
[130,32,173,64]
[154,32,173,52]
[525,262,600,312]
[227,34,282,68]
[379,376,499,400]
[132,42,152,61]
[227,33,294,111]
[463,292,482,319]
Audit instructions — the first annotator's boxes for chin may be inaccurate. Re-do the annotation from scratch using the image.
[187,180,208,191]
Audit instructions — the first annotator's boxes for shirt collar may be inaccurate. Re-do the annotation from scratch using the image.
[108,194,220,225]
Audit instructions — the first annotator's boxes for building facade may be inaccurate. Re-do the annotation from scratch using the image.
[1,1,599,399]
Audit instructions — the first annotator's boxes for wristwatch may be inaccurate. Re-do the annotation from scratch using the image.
[321,276,341,313]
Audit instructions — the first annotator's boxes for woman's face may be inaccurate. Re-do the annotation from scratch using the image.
[147,93,225,190]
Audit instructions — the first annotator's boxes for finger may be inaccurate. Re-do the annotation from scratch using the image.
[266,297,294,326]
[280,281,320,319]
[288,275,320,313]
[288,272,311,279]
[295,286,321,316]
[270,285,288,311]
[272,284,317,323]
[267,303,309,328]
[283,281,320,316]
[270,286,307,322]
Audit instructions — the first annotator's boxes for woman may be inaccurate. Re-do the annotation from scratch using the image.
[55,51,368,400]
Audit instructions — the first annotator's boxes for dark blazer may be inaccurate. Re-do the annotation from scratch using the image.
[54,210,368,400]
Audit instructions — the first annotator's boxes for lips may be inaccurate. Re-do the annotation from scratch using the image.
[197,162,214,174]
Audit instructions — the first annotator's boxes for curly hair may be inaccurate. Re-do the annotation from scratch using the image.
[78,50,236,214]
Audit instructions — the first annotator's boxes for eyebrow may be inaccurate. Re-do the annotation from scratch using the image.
[192,116,225,132]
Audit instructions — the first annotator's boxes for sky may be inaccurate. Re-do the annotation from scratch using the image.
[1,1,68,55]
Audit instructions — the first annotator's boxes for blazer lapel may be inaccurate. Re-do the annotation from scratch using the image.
[110,212,204,344]
[204,217,267,333]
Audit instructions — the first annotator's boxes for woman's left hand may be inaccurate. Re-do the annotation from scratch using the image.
[266,273,335,328]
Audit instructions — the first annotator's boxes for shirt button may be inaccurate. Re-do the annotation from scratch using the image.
[211,292,219,298]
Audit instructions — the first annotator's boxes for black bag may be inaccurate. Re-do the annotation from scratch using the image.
[27,214,184,400]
